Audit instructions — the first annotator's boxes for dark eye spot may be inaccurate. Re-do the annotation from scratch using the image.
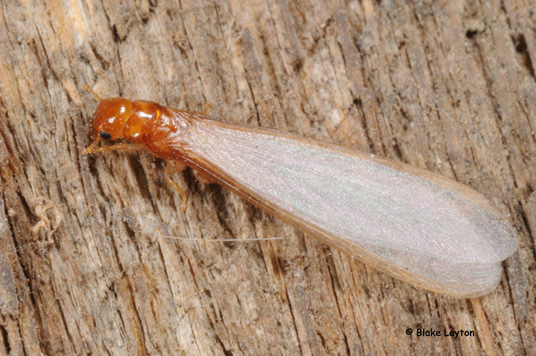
[99,131,112,140]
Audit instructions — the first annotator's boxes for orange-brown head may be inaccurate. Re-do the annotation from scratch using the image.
[91,98,134,141]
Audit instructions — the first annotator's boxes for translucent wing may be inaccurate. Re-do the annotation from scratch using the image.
[165,113,517,297]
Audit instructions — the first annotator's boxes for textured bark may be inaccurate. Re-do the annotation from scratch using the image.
[0,0,534,355]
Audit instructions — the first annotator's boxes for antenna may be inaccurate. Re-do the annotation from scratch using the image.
[83,85,103,101]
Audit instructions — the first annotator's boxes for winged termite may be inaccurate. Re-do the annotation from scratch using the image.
[83,96,517,297]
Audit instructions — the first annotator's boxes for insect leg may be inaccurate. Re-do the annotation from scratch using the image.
[82,141,144,155]
[164,160,188,212]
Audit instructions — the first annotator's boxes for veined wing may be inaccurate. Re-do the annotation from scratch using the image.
[172,114,517,297]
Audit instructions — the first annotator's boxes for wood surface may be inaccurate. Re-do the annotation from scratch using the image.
[0,0,534,355]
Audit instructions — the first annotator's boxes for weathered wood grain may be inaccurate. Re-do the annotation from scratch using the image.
[0,0,534,355]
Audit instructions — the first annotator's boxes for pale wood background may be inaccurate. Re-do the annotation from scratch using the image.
[0,0,534,355]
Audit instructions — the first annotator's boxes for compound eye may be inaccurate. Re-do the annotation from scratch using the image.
[99,131,112,140]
